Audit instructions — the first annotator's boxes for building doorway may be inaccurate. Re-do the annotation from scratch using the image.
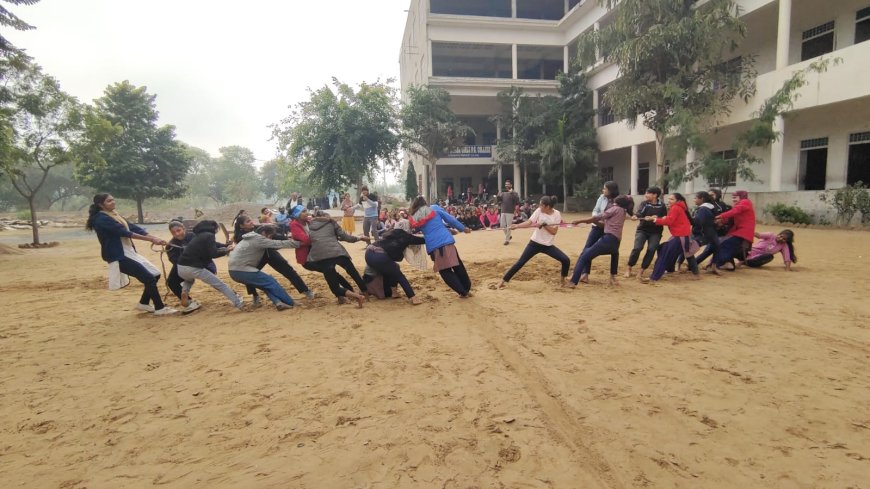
[637,163,649,194]
[799,138,828,190]
[848,132,870,185]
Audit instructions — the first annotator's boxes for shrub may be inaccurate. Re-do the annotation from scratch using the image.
[819,182,868,225]
[765,203,812,225]
[16,209,31,221]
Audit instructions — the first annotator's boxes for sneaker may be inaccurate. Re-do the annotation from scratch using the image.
[182,300,201,314]
[252,295,262,307]
[235,300,246,311]
[304,290,316,299]
[136,303,155,313]
[276,302,294,311]
[153,307,179,316]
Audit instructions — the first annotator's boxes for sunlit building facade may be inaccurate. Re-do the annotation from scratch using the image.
[400,0,870,210]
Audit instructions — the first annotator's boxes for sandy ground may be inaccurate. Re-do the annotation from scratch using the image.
[0,217,868,489]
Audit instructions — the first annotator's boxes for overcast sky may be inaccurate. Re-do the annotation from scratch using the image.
[7,0,410,164]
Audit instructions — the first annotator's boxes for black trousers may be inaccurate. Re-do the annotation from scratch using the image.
[305,256,366,298]
[503,241,570,282]
[118,257,164,310]
[247,249,309,297]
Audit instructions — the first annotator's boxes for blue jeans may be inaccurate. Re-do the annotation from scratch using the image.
[579,225,605,275]
[570,233,620,284]
[651,236,699,281]
[229,270,294,306]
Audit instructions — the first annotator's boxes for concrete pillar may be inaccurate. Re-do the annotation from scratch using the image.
[422,163,430,201]
[512,44,518,79]
[564,0,569,15]
[770,116,785,191]
[684,148,696,194]
[594,22,601,61]
[776,0,792,69]
[564,45,570,73]
[498,165,503,192]
[433,163,438,200]
[630,144,639,195]
[511,0,517,18]
[514,162,522,197]
[428,40,433,77]
[592,89,599,128]
[496,120,503,192]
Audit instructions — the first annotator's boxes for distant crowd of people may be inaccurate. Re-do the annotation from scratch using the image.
[85,178,796,316]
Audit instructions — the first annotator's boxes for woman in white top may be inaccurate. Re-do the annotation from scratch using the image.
[498,196,570,288]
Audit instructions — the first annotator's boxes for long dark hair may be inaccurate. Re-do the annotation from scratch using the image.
[695,191,713,204]
[780,229,797,263]
[233,214,252,244]
[603,181,619,199]
[85,193,110,231]
[409,196,428,216]
[672,193,693,223]
[192,220,218,234]
[709,188,723,201]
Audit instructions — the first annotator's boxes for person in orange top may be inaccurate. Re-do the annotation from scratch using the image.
[644,193,699,282]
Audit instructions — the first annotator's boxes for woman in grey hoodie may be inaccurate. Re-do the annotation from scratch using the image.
[228,223,299,311]
[306,210,370,307]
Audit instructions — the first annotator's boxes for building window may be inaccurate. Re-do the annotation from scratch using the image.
[430,0,511,17]
[432,42,512,78]
[516,45,563,80]
[597,86,615,126]
[707,150,738,188]
[713,56,743,90]
[801,21,835,61]
[637,163,650,194]
[857,7,870,44]
[799,138,828,190]
[600,166,614,183]
[848,132,870,186]
[516,0,564,20]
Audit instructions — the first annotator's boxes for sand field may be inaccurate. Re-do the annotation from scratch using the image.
[0,218,868,488]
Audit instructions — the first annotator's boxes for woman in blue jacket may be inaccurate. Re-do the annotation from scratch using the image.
[85,193,177,315]
[408,196,472,297]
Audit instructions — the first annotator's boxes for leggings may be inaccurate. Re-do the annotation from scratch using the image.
[246,248,310,297]
[118,257,165,310]
[571,233,620,284]
[305,256,366,298]
[651,236,698,281]
[503,241,570,282]
[365,249,415,298]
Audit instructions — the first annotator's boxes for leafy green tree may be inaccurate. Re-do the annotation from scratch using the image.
[0,54,92,244]
[492,87,553,191]
[181,144,214,204]
[578,0,756,183]
[399,85,471,200]
[76,81,192,223]
[273,78,399,193]
[206,145,259,205]
[0,0,39,54]
[404,163,417,200]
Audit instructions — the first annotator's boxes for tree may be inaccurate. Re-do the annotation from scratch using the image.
[0,54,89,244]
[273,78,399,193]
[399,85,472,200]
[76,81,192,223]
[0,0,39,54]
[404,162,417,200]
[259,158,281,201]
[492,87,552,192]
[578,0,756,184]
[207,145,258,204]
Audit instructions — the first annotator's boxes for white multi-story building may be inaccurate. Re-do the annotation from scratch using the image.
[400,0,870,207]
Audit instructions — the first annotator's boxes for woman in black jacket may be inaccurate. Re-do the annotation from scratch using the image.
[364,228,427,305]
[177,220,239,309]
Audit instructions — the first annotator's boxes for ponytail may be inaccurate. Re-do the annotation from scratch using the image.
[85,193,110,231]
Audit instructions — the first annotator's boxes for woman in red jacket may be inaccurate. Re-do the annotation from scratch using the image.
[713,190,756,271]
[644,193,699,282]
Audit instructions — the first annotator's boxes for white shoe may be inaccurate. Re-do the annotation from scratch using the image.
[182,301,201,314]
[153,307,179,316]
[136,303,155,313]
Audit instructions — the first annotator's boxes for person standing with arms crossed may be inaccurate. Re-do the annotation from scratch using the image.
[497,180,520,245]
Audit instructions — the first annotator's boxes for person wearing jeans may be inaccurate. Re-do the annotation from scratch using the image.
[568,193,634,287]
[228,223,300,310]
[355,185,380,240]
